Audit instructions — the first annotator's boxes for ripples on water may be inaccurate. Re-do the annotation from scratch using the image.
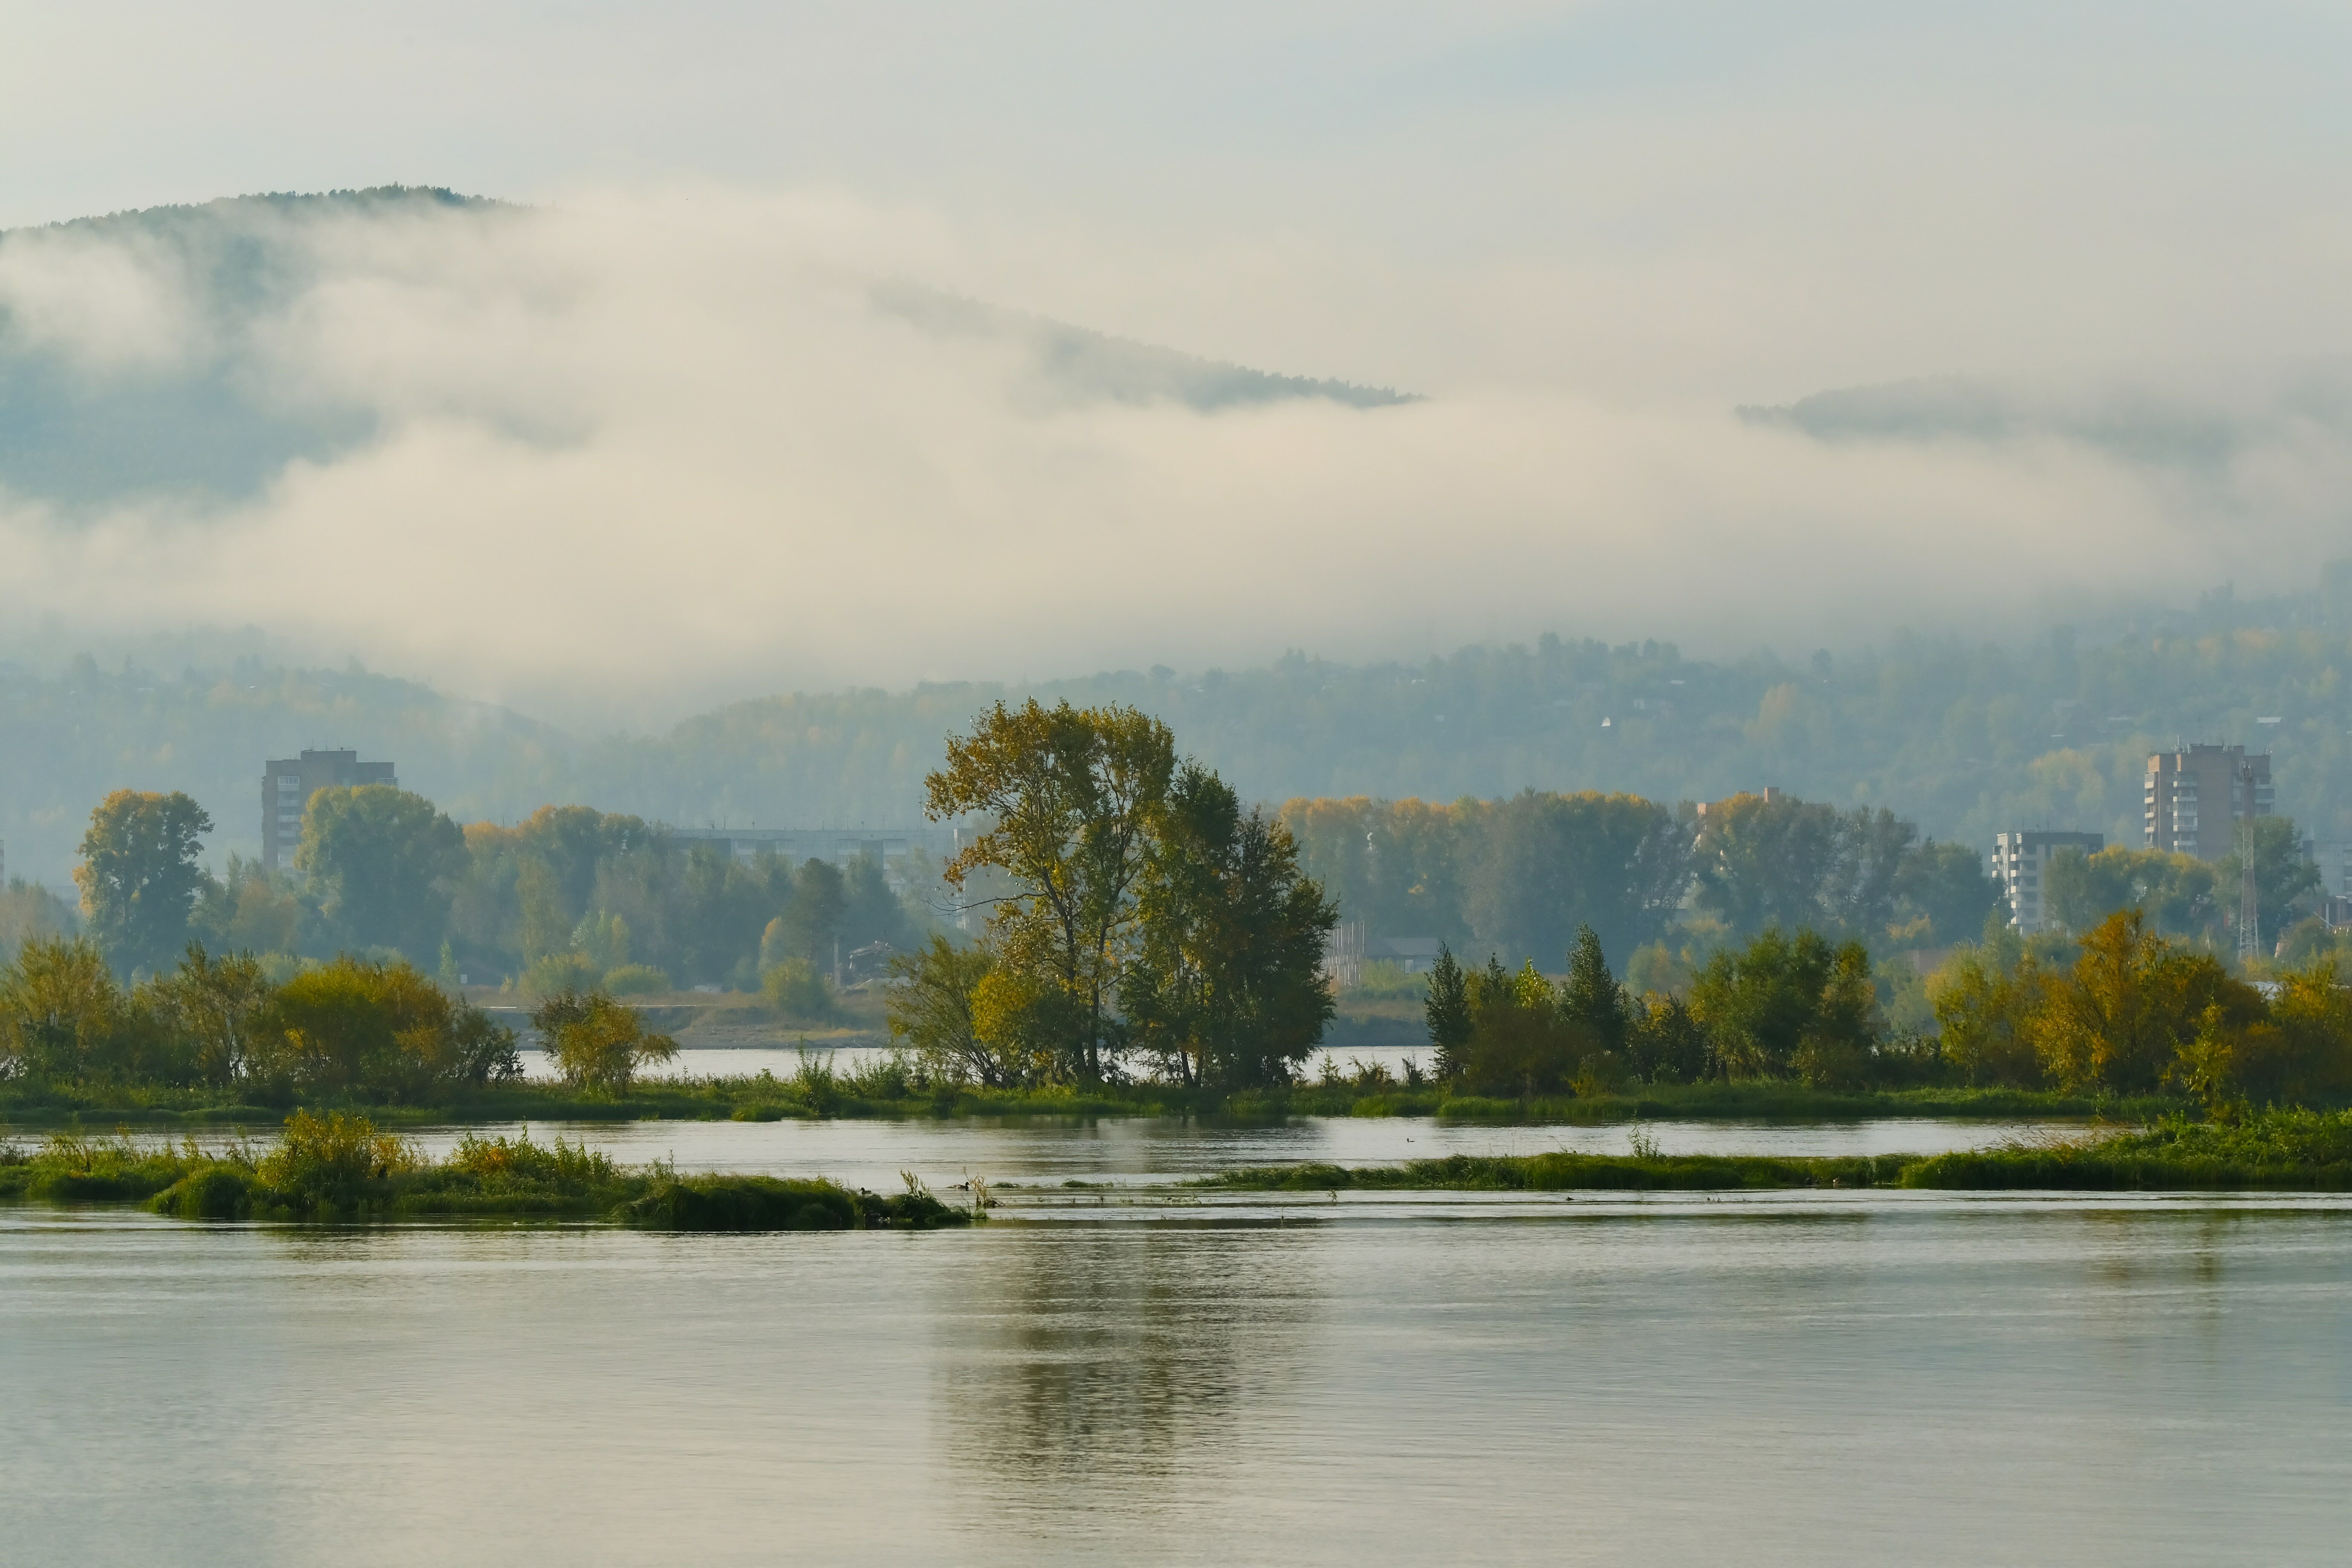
[5,1116,2350,1566]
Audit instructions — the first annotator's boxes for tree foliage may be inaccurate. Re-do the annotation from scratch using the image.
[928,699,1177,1081]
[530,989,677,1095]
[1121,765,1338,1087]
[297,785,467,958]
[74,789,212,975]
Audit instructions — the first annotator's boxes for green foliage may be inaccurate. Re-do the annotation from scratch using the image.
[571,910,631,971]
[1287,787,1995,963]
[74,789,213,975]
[254,954,520,1099]
[1691,928,1878,1083]
[2043,845,2216,939]
[761,957,836,1021]
[521,950,602,999]
[296,785,466,957]
[2215,814,2325,946]
[1625,993,1711,1084]
[1349,960,1426,999]
[886,935,1018,1086]
[1120,763,1337,1088]
[1458,792,1691,968]
[928,698,1178,1082]
[1423,943,1473,1080]
[0,879,78,953]
[146,944,274,1084]
[0,1108,971,1225]
[0,936,122,1081]
[601,963,671,996]
[1903,1109,2352,1190]
[530,989,677,1095]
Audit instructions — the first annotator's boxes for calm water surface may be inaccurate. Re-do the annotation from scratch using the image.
[6,1161,2350,1566]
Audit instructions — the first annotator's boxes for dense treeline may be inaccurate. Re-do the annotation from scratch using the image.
[1424,912,2352,1110]
[1283,787,1998,968]
[7,572,2352,890]
[69,786,930,1001]
[0,938,517,1098]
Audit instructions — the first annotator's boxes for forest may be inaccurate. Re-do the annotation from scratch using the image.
[5,571,2352,893]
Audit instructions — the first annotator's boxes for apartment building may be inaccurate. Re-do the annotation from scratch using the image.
[262,749,397,869]
[2144,743,2272,860]
[1994,830,2104,934]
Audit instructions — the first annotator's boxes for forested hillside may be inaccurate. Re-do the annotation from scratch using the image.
[4,574,2350,895]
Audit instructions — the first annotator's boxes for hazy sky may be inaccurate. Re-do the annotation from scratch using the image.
[5,4,2352,718]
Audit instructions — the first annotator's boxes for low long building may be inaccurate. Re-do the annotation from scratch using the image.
[663,825,966,879]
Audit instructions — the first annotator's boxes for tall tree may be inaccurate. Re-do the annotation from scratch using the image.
[841,850,914,953]
[1558,924,1630,1058]
[1122,764,1338,1087]
[927,700,1176,1081]
[298,786,467,959]
[149,943,275,1086]
[1461,792,1690,969]
[1423,943,1473,1080]
[75,789,213,975]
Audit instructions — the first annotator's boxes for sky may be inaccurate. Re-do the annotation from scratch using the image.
[5,3,2352,721]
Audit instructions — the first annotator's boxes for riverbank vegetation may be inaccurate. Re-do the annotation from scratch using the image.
[15,701,2352,1134]
[0,1111,973,1228]
[1197,1108,2352,1192]
[1413,911,2352,1113]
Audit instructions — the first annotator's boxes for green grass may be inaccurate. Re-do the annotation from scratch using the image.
[1198,1110,2352,1193]
[0,1073,2187,1131]
[1196,1151,1909,1192]
[0,1114,976,1229]
[1902,1109,2352,1190]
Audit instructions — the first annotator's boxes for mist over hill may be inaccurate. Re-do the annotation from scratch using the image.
[6,187,2349,726]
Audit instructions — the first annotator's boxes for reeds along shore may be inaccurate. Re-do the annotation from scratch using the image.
[0,1111,976,1228]
[0,1055,2191,1131]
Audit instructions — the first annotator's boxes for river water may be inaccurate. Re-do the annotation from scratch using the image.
[5,1117,2350,1566]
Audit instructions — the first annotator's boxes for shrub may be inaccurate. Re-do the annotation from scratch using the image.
[249,955,519,1100]
[521,951,602,1000]
[259,1109,422,1192]
[532,990,678,1094]
[761,959,836,1021]
[602,964,672,997]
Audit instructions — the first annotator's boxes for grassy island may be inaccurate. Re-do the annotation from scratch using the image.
[0,1112,976,1229]
[1195,1109,2352,1193]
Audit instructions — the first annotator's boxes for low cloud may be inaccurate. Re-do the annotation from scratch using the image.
[0,188,2343,724]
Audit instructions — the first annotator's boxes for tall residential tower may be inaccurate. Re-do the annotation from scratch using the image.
[2144,743,2271,860]
[262,750,396,870]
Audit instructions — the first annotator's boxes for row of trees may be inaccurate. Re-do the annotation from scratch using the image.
[0,938,518,1098]
[1417,910,2352,1107]
[1423,926,1906,1096]
[886,701,1337,1089]
[66,788,923,991]
[1283,788,2000,968]
[1934,912,2352,1104]
[2038,821,2324,953]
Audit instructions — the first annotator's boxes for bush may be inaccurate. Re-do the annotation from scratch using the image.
[602,964,672,996]
[249,955,519,1100]
[521,951,601,1000]
[761,959,836,1021]
[531,990,678,1094]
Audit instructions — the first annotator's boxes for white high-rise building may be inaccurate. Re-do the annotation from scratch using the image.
[1994,830,2104,934]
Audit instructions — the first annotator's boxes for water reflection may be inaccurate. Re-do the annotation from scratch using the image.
[937,1227,1317,1540]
